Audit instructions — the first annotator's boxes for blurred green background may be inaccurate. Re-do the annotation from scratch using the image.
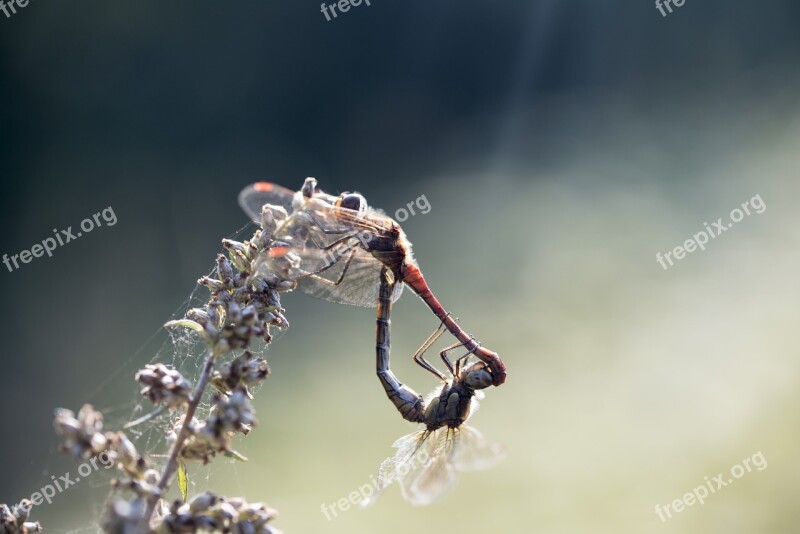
[2,1,800,532]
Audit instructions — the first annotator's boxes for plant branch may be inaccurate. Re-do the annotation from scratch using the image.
[139,350,216,532]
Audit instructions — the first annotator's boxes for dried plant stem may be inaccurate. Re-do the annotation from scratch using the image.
[140,350,216,531]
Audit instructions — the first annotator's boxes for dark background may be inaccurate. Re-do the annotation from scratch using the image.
[2,1,800,532]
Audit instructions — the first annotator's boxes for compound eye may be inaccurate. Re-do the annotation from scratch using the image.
[336,193,367,213]
[463,363,493,390]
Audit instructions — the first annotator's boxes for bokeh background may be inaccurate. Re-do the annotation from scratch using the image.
[2,1,800,532]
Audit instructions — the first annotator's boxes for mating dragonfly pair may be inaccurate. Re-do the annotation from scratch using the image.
[239,178,507,505]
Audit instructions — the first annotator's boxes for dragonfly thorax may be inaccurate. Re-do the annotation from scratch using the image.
[364,223,412,278]
[423,362,490,430]
[424,383,474,430]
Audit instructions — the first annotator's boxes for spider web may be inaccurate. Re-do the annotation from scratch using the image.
[34,221,277,533]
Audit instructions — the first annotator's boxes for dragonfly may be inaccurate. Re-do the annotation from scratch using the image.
[362,266,504,505]
[238,178,507,387]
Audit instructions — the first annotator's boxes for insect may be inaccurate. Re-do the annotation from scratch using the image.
[238,178,507,387]
[362,267,504,505]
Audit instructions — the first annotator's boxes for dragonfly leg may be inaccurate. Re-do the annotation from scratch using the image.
[439,341,463,376]
[440,337,478,375]
[303,210,354,236]
[454,342,479,375]
[305,246,356,286]
[412,324,449,381]
[306,231,361,252]
[377,268,425,424]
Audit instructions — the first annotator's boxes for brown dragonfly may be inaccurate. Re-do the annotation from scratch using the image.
[362,266,504,505]
[238,178,507,387]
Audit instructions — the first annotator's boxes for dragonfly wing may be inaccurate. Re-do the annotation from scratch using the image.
[361,430,429,508]
[238,182,297,222]
[364,425,504,507]
[294,247,404,307]
[400,428,458,505]
[244,185,405,306]
[451,425,506,472]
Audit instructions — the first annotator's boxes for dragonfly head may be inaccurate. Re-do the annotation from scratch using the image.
[474,347,506,386]
[461,361,493,391]
[335,192,368,215]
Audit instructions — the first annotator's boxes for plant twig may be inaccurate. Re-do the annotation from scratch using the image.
[140,350,216,531]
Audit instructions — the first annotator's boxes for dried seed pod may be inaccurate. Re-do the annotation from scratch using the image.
[216,254,233,283]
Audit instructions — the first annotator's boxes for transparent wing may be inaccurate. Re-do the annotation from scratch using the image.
[242,182,404,306]
[254,237,404,307]
[361,430,434,507]
[238,182,297,222]
[326,205,395,235]
[451,425,506,472]
[403,428,458,505]
[362,425,505,507]
[263,206,403,306]
[295,247,405,307]
[362,428,457,507]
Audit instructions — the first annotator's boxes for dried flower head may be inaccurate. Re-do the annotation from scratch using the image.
[0,500,41,533]
[169,244,289,355]
[135,364,192,409]
[207,388,256,435]
[212,351,270,397]
[166,416,219,464]
[53,404,111,460]
[100,497,148,534]
[158,492,281,534]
